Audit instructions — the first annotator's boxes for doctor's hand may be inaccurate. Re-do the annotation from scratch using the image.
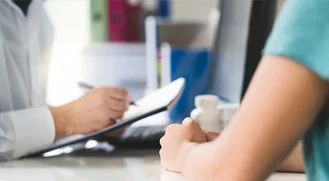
[50,87,130,139]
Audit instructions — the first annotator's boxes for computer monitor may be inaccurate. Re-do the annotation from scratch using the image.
[210,0,278,102]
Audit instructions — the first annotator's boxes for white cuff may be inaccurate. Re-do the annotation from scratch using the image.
[9,107,55,158]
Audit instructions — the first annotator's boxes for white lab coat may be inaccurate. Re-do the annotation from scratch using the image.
[0,0,55,160]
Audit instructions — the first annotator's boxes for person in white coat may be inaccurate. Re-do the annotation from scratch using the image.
[0,0,130,160]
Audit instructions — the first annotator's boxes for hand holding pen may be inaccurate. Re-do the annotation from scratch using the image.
[78,82,138,106]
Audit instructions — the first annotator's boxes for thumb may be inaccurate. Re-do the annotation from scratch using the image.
[182,118,206,143]
[183,118,203,131]
[182,117,194,126]
[182,118,202,131]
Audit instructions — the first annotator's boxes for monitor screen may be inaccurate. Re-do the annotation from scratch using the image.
[210,0,278,102]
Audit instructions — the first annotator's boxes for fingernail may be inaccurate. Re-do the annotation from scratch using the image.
[182,118,193,125]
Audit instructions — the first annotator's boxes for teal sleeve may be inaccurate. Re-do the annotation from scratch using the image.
[263,0,329,80]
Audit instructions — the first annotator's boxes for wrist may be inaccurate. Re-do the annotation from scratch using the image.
[49,106,69,139]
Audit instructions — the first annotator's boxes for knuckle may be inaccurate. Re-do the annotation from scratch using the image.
[97,88,109,99]
[118,88,128,97]
[159,137,165,145]
[105,87,114,94]
[113,87,123,92]
[118,102,125,110]
[165,124,179,132]
[121,88,128,95]
[111,111,123,119]
[165,124,173,132]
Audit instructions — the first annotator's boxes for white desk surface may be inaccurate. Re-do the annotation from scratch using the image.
[0,150,306,181]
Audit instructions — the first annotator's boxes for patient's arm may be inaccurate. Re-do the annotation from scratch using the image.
[181,56,329,181]
[278,141,304,173]
[205,132,305,173]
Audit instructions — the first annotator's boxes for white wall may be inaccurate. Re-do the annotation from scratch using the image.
[143,0,219,20]
[44,0,90,106]
[172,0,218,20]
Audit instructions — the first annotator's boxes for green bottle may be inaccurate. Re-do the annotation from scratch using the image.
[90,0,108,42]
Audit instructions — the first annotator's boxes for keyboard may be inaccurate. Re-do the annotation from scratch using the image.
[104,125,168,149]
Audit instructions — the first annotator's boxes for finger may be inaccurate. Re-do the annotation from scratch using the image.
[109,118,117,125]
[204,131,220,141]
[108,98,128,112]
[92,120,111,131]
[108,110,125,119]
[182,118,206,143]
[182,118,202,135]
[165,124,181,133]
[159,136,165,146]
[163,124,184,141]
[182,117,194,126]
[108,87,128,100]
[126,95,132,107]
[183,118,203,131]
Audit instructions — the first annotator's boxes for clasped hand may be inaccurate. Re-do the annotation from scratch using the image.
[159,118,219,173]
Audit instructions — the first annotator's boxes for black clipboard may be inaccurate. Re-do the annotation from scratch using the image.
[26,78,185,157]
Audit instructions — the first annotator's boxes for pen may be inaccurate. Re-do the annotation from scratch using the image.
[78,82,138,106]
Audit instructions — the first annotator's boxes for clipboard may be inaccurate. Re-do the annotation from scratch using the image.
[26,78,185,157]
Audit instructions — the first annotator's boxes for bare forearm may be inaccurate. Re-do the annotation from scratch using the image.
[181,142,305,181]
[278,142,304,173]
[181,56,328,181]
[203,130,305,173]
[182,139,305,180]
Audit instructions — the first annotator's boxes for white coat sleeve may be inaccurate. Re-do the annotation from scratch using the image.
[0,107,55,160]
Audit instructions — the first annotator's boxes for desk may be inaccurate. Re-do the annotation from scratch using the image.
[0,150,306,181]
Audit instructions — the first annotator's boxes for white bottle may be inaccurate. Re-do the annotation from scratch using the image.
[190,95,221,132]
[218,103,240,129]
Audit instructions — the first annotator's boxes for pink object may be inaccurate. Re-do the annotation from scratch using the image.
[108,0,127,42]
[126,0,141,42]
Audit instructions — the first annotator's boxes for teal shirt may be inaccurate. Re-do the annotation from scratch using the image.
[263,0,329,180]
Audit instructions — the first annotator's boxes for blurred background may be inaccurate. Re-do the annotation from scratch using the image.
[45,0,286,123]
[45,0,217,106]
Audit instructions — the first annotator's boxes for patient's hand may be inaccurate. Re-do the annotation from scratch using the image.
[203,130,220,141]
[160,118,221,173]
[159,118,202,172]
